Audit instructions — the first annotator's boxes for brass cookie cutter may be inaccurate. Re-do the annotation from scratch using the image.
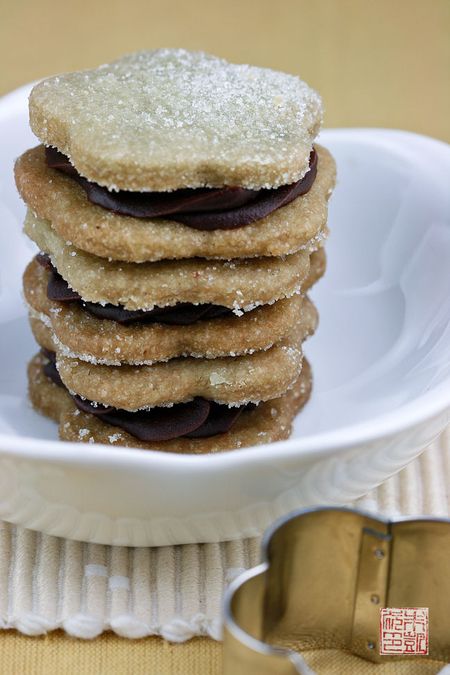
[223,507,450,673]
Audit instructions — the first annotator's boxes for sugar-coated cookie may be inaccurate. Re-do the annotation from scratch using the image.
[56,335,304,410]
[24,255,321,365]
[24,213,311,310]
[15,145,335,262]
[28,352,74,423]
[28,351,312,453]
[29,299,316,367]
[29,49,322,191]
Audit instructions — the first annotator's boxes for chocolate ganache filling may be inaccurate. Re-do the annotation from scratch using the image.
[41,349,254,441]
[45,146,318,230]
[37,254,233,326]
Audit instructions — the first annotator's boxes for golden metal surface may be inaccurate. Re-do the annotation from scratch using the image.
[223,507,450,674]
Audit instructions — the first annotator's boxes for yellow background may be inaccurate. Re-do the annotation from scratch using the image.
[0,0,449,672]
[1,0,449,141]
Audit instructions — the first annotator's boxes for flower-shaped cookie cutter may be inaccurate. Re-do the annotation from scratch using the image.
[223,507,450,673]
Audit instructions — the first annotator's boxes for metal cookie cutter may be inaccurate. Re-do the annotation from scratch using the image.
[223,507,450,674]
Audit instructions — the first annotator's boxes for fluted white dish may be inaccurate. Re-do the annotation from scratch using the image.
[0,83,449,546]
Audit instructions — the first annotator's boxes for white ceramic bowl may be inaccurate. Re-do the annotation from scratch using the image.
[0,83,449,546]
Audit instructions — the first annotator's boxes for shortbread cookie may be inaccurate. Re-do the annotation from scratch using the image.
[24,255,321,364]
[29,298,317,366]
[29,50,322,192]
[15,145,335,262]
[56,334,303,410]
[43,144,318,230]
[62,364,312,453]
[24,214,311,310]
[28,352,74,423]
[28,314,54,353]
[28,351,312,453]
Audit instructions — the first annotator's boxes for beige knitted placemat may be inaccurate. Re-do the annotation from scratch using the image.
[0,428,448,642]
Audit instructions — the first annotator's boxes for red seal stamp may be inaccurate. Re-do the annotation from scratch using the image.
[380,607,429,655]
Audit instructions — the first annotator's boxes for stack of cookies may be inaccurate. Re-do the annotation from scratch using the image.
[16,50,335,453]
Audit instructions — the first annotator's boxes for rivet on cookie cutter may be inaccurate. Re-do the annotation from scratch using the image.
[223,507,450,673]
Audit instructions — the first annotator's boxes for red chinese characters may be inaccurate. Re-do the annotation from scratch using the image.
[380,607,429,655]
